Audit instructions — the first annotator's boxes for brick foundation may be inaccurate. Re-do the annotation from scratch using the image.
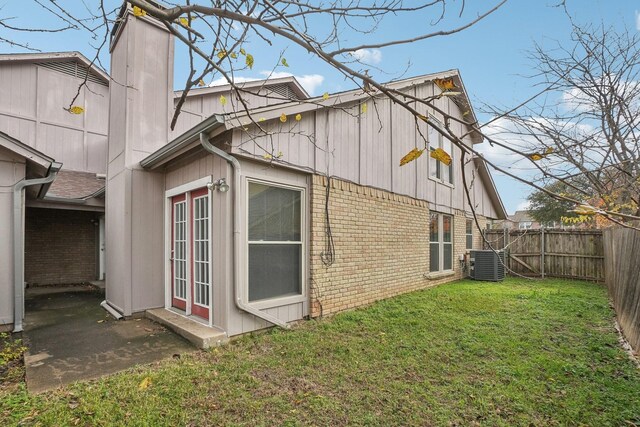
[25,208,101,285]
[310,175,487,317]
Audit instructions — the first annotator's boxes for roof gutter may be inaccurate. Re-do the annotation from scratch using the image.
[141,114,224,169]
[13,162,62,332]
[198,133,289,330]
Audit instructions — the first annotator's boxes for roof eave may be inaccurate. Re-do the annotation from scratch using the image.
[140,114,225,169]
[0,51,109,84]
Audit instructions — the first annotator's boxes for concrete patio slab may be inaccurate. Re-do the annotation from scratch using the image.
[146,308,228,349]
[23,289,195,393]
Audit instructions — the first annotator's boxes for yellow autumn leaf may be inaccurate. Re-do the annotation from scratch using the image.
[263,153,273,159]
[246,54,254,69]
[430,147,452,166]
[418,114,428,122]
[573,204,598,215]
[217,50,227,59]
[295,113,302,121]
[219,95,227,106]
[230,52,238,59]
[138,377,152,390]
[462,110,471,117]
[399,148,425,166]
[528,153,544,161]
[434,77,457,91]
[239,48,246,56]
[132,6,147,17]
[322,92,329,101]
[281,58,289,67]
[280,113,287,123]
[69,106,84,115]
[198,79,206,87]
[259,117,266,122]
[361,102,368,114]
[544,147,554,155]
[179,17,189,27]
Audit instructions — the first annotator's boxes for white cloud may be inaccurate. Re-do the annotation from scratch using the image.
[475,116,537,176]
[350,48,382,65]
[516,200,531,211]
[259,71,325,95]
[636,10,640,31]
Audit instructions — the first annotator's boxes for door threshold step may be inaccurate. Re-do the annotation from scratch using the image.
[146,308,228,349]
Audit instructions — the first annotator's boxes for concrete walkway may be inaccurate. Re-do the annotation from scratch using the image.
[23,287,195,393]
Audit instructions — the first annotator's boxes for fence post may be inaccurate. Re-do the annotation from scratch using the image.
[541,227,545,279]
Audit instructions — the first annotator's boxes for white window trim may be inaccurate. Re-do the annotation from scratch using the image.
[245,177,307,309]
[465,218,474,250]
[429,212,454,274]
[164,176,215,327]
[428,114,455,187]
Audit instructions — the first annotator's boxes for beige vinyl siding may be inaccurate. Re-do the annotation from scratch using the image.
[227,80,499,219]
[0,62,109,173]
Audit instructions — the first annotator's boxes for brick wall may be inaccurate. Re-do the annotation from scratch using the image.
[310,175,487,317]
[25,208,100,285]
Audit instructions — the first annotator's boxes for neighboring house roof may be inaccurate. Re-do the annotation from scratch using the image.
[46,170,105,200]
[0,51,109,85]
[509,210,534,223]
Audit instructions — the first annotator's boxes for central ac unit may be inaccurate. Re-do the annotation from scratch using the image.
[469,250,505,281]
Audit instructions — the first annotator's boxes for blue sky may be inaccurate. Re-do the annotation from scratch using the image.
[2,0,638,214]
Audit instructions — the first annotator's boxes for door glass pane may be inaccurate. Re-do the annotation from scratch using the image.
[174,201,187,300]
[249,244,301,301]
[193,196,210,307]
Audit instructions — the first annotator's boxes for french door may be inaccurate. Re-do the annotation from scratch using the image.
[171,188,211,320]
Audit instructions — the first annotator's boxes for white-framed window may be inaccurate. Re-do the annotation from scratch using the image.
[519,221,532,230]
[247,180,303,302]
[466,218,473,250]
[430,212,453,273]
[428,115,454,185]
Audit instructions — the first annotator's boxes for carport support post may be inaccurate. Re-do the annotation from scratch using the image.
[13,163,62,332]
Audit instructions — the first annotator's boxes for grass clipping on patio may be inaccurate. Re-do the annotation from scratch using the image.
[2,278,639,426]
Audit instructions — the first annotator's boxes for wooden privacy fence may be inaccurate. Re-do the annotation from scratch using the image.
[483,229,604,282]
[603,227,640,351]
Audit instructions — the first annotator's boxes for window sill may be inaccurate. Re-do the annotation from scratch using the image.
[428,175,455,188]
[425,270,455,280]
[248,294,306,310]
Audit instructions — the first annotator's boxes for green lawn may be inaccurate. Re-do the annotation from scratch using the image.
[2,278,639,426]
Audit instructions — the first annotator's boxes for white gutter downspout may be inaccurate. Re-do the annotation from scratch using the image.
[13,162,63,332]
[199,133,289,329]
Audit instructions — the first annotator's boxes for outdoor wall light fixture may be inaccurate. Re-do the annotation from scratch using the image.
[208,178,230,193]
